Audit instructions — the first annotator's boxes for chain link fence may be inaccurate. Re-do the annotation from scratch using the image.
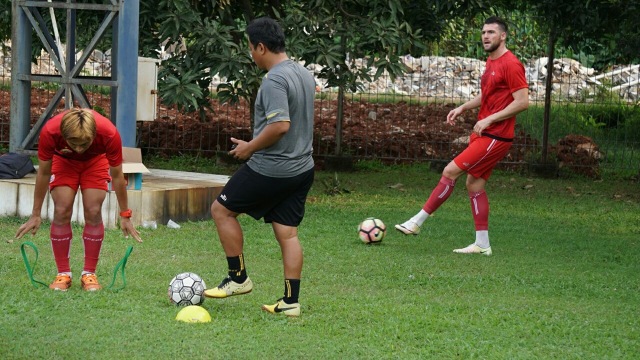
[1,44,638,178]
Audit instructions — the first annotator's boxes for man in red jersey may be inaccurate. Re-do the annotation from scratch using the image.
[395,16,529,255]
[16,108,141,290]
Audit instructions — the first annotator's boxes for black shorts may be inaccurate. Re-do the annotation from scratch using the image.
[216,165,315,226]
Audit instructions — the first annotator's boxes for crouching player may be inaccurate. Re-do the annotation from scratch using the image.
[16,108,141,291]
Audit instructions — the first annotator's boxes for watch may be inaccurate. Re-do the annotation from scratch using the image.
[119,209,133,218]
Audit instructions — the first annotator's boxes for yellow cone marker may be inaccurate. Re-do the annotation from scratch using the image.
[175,305,211,323]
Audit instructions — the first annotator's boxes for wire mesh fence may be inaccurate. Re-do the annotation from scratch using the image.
[1,46,638,178]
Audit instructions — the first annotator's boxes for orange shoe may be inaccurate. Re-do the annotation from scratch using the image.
[49,274,72,291]
[81,273,102,291]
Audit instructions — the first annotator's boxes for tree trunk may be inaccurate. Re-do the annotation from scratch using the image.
[335,86,344,155]
[334,35,348,156]
[541,30,557,163]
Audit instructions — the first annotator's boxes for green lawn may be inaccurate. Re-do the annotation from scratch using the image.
[1,163,639,359]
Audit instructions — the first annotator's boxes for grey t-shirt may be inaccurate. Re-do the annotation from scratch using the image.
[247,59,316,177]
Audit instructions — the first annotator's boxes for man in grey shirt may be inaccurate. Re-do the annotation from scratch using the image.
[204,17,315,317]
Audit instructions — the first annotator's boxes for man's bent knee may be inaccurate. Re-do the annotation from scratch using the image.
[442,161,465,180]
[211,200,235,221]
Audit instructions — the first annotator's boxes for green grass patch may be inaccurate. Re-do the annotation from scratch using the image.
[1,164,639,359]
[315,90,449,106]
[82,84,112,96]
[518,103,640,178]
[143,153,241,175]
[520,103,640,145]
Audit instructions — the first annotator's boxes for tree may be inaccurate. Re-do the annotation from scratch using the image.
[138,0,429,125]
[508,0,640,162]
[280,1,428,154]
[0,0,10,54]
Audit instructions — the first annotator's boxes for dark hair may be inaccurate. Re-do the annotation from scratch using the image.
[484,16,508,34]
[246,17,286,53]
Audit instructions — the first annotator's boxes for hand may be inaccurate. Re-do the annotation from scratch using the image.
[15,215,42,239]
[446,107,464,126]
[473,119,491,136]
[120,217,142,243]
[229,137,251,161]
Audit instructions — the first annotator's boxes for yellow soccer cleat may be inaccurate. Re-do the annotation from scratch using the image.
[204,276,253,298]
[261,298,301,317]
[453,243,492,256]
[394,221,421,235]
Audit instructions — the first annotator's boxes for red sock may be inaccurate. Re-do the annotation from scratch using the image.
[51,223,73,273]
[423,176,456,214]
[83,223,104,274]
[469,190,489,231]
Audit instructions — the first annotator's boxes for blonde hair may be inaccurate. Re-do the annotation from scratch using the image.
[60,108,97,146]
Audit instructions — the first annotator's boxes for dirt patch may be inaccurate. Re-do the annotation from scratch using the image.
[1,89,596,176]
[136,97,541,172]
[555,134,602,178]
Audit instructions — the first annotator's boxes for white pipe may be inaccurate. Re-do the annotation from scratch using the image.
[590,64,640,81]
[48,0,70,104]
[48,1,65,70]
[611,79,640,91]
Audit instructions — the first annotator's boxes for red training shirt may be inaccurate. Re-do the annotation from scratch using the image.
[38,110,123,167]
[478,50,528,139]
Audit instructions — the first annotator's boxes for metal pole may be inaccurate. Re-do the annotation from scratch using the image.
[10,0,32,152]
[66,2,76,108]
[115,0,139,147]
[111,8,118,123]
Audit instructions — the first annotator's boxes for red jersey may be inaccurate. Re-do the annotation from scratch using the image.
[38,110,123,167]
[478,50,528,139]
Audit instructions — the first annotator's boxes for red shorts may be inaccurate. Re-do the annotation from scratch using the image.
[50,154,111,191]
[453,133,512,180]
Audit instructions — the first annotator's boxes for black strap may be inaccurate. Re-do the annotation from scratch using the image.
[482,133,513,142]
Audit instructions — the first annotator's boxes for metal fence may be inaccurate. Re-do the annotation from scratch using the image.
[1,49,639,178]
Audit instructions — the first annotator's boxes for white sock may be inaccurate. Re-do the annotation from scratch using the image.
[408,210,429,227]
[58,272,72,278]
[475,230,490,248]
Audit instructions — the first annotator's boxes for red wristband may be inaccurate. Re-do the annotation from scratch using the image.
[119,209,132,218]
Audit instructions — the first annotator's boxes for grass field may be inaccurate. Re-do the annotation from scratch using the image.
[1,162,639,359]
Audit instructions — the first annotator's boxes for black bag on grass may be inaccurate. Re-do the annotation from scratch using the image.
[0,153,36,179]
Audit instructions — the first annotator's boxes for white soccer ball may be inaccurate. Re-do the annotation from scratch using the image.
[168,272,207,306]
[358,217,386,244]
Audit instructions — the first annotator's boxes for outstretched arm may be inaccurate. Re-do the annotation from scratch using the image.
[110,164,142,242]
[15,159,51,238]
[447,94,482,125]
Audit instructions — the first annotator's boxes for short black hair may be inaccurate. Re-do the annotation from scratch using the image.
[246,17,286,53]
[484,16,508,34]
